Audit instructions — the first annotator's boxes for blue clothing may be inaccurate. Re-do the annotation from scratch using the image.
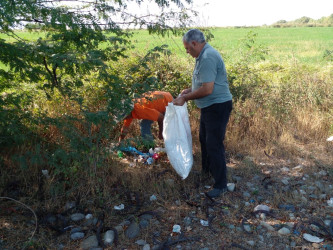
[140,119,153,140]
[192,43,232,109]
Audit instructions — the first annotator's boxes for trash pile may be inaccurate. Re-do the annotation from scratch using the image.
[116,146,166,165]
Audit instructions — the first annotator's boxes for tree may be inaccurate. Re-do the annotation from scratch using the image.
[0,0,193,97]
[0,0,194,172]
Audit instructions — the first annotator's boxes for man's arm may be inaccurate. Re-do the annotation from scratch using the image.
[173,82,214,106]
[118,125,129,142]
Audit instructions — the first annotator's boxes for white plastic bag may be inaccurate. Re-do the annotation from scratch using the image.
[163,102,193,179]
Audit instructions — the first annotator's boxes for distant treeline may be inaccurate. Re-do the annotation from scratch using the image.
[271,14,333,27]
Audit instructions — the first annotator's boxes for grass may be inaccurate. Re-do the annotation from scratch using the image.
[1,26,332,67]
[129,27,333,65]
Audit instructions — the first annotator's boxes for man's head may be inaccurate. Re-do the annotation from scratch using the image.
[182,29,206,58]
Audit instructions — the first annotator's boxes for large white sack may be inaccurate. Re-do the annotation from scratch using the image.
[163,102,193,179]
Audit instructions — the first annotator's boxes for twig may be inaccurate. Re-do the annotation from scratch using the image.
[0,197,38,242]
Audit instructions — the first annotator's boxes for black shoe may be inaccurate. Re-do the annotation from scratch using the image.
[206,188,227,198]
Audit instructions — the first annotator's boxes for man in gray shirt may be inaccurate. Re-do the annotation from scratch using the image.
[173,29,232,198]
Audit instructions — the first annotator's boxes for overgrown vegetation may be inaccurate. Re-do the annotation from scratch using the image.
[0,2,332,248]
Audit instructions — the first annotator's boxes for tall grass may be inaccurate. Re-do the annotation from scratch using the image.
[1,27,332,200]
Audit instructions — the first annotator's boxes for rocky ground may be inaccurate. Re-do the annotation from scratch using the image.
[1,149,333,250]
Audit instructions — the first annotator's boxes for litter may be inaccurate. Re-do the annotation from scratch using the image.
[172,224,181,233]
[200,219,209,227]
[114,204,124,210]
[163,102,193,179]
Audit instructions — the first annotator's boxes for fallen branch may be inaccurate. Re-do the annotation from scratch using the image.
[0,197,38,242]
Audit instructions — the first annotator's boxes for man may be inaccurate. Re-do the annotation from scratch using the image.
[173,29,233,198]
[119,91,173,142]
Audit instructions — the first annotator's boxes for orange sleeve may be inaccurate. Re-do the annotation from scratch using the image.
[131,104,161,121]
[123,117,133,128]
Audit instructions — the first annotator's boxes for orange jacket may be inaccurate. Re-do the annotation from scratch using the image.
[123,91,173,128]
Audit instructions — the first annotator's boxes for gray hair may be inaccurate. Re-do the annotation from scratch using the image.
[183,29,206,43]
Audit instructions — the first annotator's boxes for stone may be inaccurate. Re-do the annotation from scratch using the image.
[139,219,149,229]
[104,230,115,245]
[143,244,150,250]
[71,213,85,222]
[135,239,147,246]
[80,235,98,249]
[70,232,85,240]
[125,222,140,239]
[278,227,290,235]
[260,221,275,231]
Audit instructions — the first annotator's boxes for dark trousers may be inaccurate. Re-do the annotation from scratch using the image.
[199,100,232,189]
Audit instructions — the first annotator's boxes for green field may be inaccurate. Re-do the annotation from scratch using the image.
[1,27,332,68]
[129,27,333,65]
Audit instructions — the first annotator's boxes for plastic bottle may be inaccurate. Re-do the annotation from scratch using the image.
[117,150,123,158]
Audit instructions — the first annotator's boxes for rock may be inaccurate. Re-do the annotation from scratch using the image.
[143,244,150,250]
[140,214,153,220]
[281,178,289,185]
[243,225,252,233]
[260,221,275,231]
[71,227,82,234]
[80,235,98,249]
[71,213,85,222]
[254,204,270,212]
[247,240,255,246]
[278,227,290,235]
[114,225,123,232]
[70,232,85,240]
[104,230,115,245]
[243,192,251,198]
[184,217,192,226]
[135,239,147,246]
[139,219,149,229]
[303,233,324,243]
[125,222,140,239]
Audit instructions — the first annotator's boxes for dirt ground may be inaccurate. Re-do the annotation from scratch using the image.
[1,147,333,249]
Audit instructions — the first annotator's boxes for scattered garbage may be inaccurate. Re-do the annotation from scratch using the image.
[146,157,153,165]
[200,219,209,227]
[303,233,324,243]
[327,198,333,207]
[227,183,235,192]
[150,195,157,201]
[114,204,125,210]
[85,214,93,220]
[117,150,123,158]
[327,136,333,142]
[172,225,181,233]
[254,204,270,212]
[42,170,50,179]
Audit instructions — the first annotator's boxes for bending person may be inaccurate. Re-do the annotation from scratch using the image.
[119,91,173,142]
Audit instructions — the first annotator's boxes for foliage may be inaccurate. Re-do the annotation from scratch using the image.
[0,0,195,195]
[227,31,269,102]
[271,13,333,27]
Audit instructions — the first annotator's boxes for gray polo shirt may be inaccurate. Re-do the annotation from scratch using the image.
[192,43,232,109]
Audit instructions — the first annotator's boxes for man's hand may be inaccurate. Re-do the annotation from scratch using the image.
[173,96,186,106]
[180,88,192,96]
